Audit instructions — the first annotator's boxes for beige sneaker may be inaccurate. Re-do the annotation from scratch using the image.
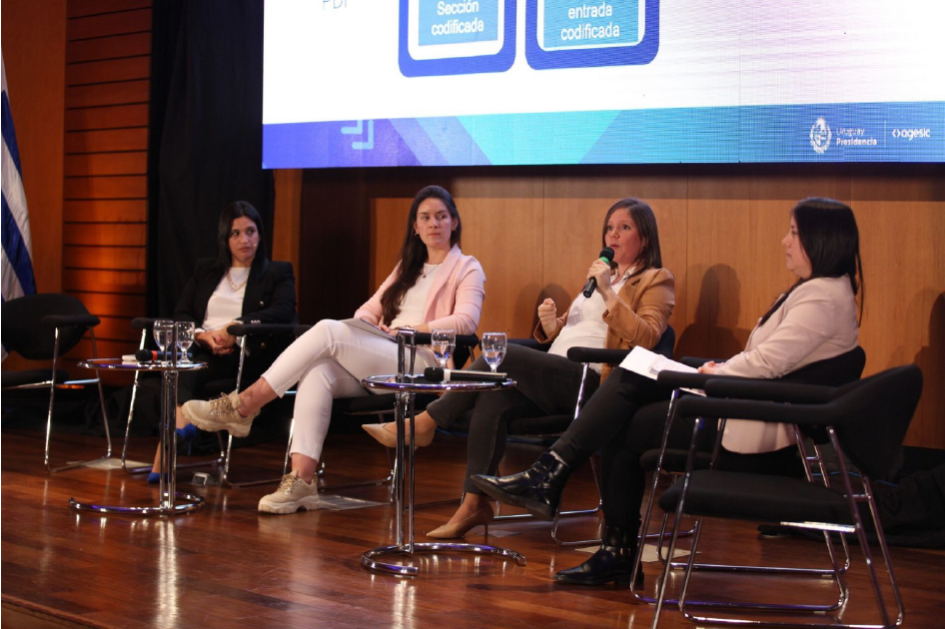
[181,390,259,437]
[258,472,320,514]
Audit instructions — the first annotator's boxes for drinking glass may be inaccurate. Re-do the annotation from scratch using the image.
[176,321,195,364]
[152,319,174,358]
[481,332,507,373]
[431,329,456,368]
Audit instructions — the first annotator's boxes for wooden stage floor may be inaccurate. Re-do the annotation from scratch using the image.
[3,427,944,628]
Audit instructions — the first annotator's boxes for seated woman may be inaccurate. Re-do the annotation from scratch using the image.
[472,198,863,585]
[148,201,296,482]
[364,198,675,538]
[182,185,486,514]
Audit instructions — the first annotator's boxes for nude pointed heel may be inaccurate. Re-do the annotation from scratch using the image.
[426,505,494,539]
[362,422,435,448]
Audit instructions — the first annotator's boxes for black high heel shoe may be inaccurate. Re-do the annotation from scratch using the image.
[555,523,643,586]
[470,451,571,520]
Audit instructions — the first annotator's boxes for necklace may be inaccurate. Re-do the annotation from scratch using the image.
[421,263,440,279]
[226,269,249,292]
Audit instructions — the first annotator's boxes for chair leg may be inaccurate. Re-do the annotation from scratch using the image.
[220,427,285,489]
[317,416,397,496]
[122,329,151,473]
[651,421,848,628]
[46,327,114,473]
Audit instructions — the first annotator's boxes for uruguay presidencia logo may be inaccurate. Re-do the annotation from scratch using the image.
[810,117,832,154]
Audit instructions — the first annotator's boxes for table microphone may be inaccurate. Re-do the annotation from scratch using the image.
[582,247,615,298]
[134,349,192,362]
[424,367,507,383]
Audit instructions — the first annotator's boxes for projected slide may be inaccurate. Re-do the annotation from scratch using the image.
[263,0,945,167]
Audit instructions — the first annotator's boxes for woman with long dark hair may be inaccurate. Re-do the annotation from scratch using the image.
[183,186,486,514]
[147,201,297,481]
[473,198,864,585]
[363,198,675,539]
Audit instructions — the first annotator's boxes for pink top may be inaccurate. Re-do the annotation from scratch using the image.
[354,245,486,336]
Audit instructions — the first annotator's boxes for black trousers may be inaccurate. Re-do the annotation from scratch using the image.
[426,343,600,495]
[551,369,803,528]
[176,349,241,404]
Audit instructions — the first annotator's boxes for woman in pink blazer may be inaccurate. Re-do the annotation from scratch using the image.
[182,186,485,514]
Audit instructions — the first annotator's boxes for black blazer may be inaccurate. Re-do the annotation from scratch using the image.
[174,258,297,327]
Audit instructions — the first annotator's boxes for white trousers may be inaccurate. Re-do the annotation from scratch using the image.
[261,319,437,462]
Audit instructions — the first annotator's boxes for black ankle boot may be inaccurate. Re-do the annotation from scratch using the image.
[555,523,642,586]
[470,451,571,520]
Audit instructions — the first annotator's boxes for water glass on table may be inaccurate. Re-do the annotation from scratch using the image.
[152,319,174,360]
[176,321,195,364]
[431,329,456,368]
[481,332,507,373]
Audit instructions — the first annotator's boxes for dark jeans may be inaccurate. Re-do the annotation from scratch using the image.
[552,369,803,528]
[426,343,600,495]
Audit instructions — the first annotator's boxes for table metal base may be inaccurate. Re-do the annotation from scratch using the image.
[68,493,205,516]
[362,541,526,576]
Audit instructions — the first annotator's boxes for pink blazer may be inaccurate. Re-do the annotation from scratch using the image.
[354,245,486,336]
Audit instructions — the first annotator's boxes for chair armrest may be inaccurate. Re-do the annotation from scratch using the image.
[510,338,546,352]
[566,347,630,364]
[227,323,299,337]
[656,371,714,390]
[130,317,157,330]
[44,313,100,328]
[679,356,718,368]
[674,393,832,427]
[704,378,837,404]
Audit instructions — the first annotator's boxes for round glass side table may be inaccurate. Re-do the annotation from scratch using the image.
[69,358,207,516]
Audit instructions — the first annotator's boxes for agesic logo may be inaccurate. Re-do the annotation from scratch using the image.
[891,128,931,141]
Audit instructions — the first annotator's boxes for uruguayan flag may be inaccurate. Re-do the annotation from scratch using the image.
[2,53,37,304]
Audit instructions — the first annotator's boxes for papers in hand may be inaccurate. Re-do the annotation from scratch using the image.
[619,346,705,395]
[341,318,396,343]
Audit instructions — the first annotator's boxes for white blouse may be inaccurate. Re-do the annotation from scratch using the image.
[202,267,249,332]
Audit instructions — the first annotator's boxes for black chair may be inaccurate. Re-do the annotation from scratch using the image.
[484,326,676,546]
[650,364,922,628]
[631,346,868,601]
[1,293,112,472]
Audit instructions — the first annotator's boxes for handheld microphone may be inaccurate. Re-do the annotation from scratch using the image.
[424,367,507,383]
[582,247,616,298]
[134,349,192,362]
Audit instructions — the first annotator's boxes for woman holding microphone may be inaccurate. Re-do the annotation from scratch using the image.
[363,198,675,538]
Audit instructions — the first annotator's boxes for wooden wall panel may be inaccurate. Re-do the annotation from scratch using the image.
[60,0,152,372]
[65,103,148,131]
[0,0,68,375]
[64,152,148,176]
[315,165,944,449]
[63,199,147,222]
[66,33,150,63]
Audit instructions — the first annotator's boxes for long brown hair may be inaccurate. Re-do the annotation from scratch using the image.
[379,186,462,325]
[601,198,663,277]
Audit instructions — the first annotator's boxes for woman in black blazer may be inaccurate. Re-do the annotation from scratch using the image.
[148,201,296,481]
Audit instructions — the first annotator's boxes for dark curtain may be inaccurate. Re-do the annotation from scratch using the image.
[147,0,273,316]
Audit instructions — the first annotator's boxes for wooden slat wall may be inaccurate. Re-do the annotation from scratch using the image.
[362,167,944,449]
[0,0,68,375]
[62,0,152,363]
